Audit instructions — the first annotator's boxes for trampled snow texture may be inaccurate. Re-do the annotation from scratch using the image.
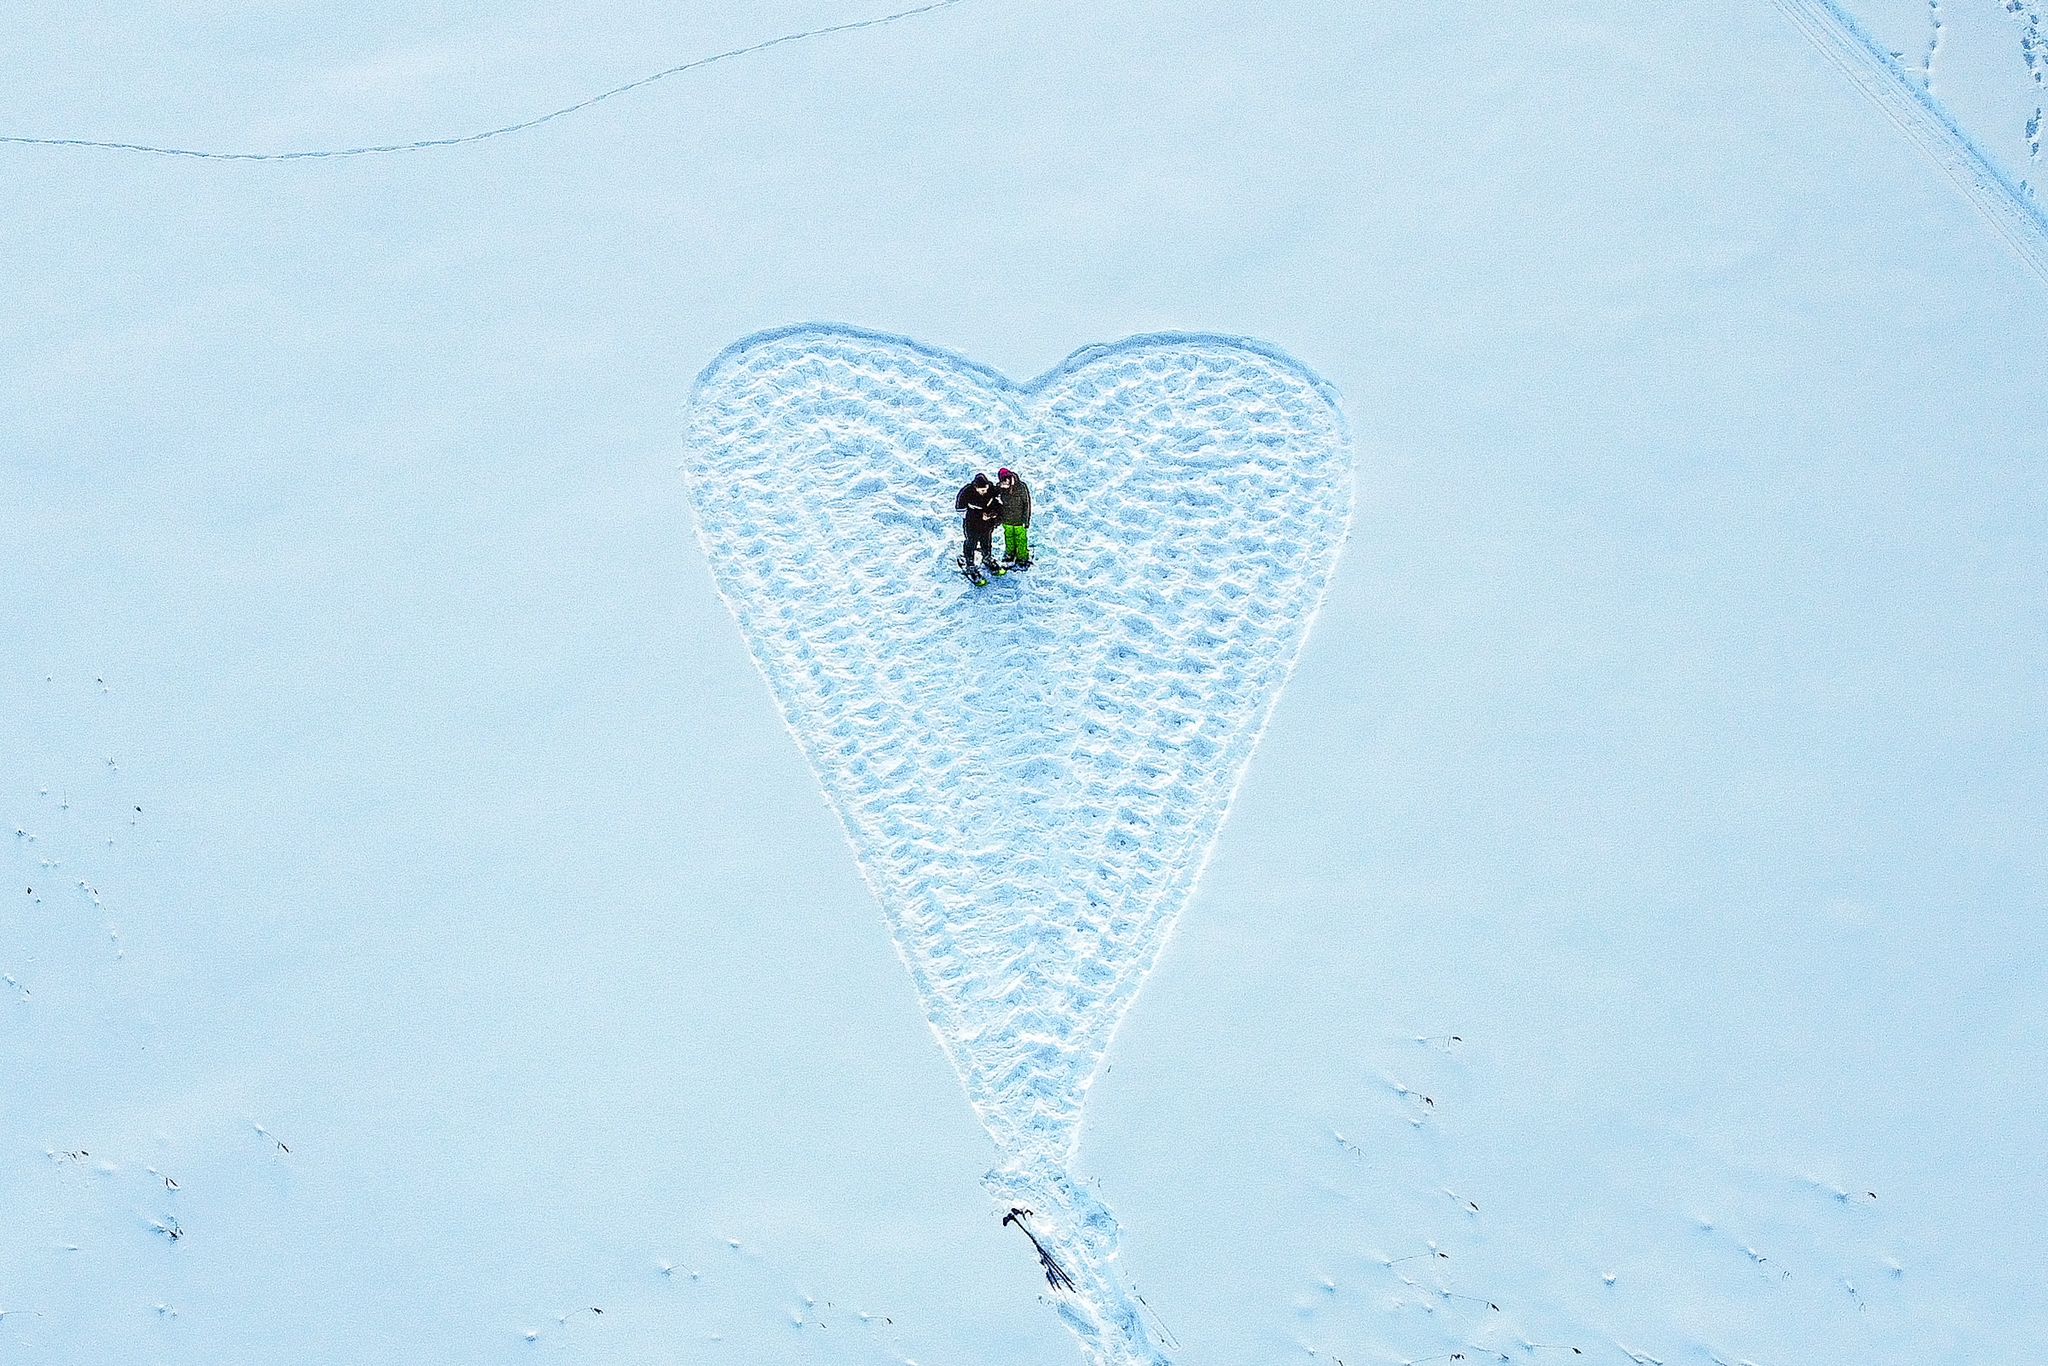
[682,326,1351,1363]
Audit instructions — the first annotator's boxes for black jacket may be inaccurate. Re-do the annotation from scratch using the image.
[956,479,1002,530]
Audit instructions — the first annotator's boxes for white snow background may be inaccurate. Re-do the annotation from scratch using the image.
[3,3,2044,1365]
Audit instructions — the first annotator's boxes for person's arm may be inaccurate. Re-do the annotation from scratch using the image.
[955,485,970,512]
[1021,482,1033,524]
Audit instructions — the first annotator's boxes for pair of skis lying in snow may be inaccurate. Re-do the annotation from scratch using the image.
[1003,1207,1077,1292]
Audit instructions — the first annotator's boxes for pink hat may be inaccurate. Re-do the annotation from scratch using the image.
[998,467,1014,479]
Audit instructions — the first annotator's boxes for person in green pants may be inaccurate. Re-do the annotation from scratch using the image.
[995,467,1033,568]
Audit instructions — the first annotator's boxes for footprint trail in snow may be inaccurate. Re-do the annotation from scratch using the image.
[682,325,1352,1364]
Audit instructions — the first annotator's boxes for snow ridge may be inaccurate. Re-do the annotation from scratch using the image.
[1775,0,2048,282]
[682,325,1352,1363]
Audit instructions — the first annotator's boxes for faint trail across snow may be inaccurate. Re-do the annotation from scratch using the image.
[0,0,964,161]
[682,326,1354,1364]
[1772,0,2048,285]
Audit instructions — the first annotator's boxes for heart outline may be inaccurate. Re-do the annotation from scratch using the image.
[683,324,1353,1363]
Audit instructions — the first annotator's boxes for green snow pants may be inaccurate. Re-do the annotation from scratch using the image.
[1003,524,1030,562]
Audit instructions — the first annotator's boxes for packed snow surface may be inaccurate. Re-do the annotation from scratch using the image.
[683,326,1350,1362]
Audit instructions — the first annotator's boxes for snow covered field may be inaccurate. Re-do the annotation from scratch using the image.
[5,3,2045,1365]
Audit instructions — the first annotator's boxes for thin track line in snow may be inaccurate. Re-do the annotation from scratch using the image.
[1921,0,1943,88]
[1769,0,2048,287]
[0,0,964,162]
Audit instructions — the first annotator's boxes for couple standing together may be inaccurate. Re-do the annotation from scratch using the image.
[954,467,1033,578]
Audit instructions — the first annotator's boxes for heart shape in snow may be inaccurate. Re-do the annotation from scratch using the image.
[682,325,1350,1360]
[686,324,1351,1151]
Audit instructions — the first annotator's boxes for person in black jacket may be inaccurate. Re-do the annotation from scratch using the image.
[955,471,1003,578]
